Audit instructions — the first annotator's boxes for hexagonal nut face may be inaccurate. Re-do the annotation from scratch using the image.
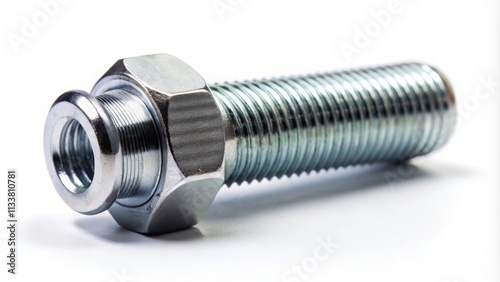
[91,54,226,234]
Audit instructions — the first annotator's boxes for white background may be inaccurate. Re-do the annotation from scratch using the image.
[0,0,499,281]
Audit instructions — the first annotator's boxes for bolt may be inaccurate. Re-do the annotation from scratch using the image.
[44,54,456,234]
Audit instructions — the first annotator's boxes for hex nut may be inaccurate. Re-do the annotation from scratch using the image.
[91,54,226,234]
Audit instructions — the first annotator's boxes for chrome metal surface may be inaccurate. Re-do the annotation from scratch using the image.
[44,54,456,234]
[95,89,161,207]
[44,90,122,214]
[211,63,456,185]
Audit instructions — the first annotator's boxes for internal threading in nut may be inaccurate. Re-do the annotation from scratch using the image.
[96,90,160,198]
[211,63,456,185]
[59,119,95,192]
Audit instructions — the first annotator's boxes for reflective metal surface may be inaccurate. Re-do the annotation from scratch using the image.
[44,90,122,214]
[211,63,456,185]
[44,54,456,234]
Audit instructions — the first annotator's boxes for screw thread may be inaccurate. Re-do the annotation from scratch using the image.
[211,63,456,185]
[96,90,161,201]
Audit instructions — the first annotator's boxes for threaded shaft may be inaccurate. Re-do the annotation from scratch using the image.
[96,90,161,201]
[211,63,456,185]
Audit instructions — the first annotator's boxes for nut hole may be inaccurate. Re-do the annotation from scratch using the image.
[57,119,95,193]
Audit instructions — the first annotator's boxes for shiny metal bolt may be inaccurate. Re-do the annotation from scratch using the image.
[44,54,456,234]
